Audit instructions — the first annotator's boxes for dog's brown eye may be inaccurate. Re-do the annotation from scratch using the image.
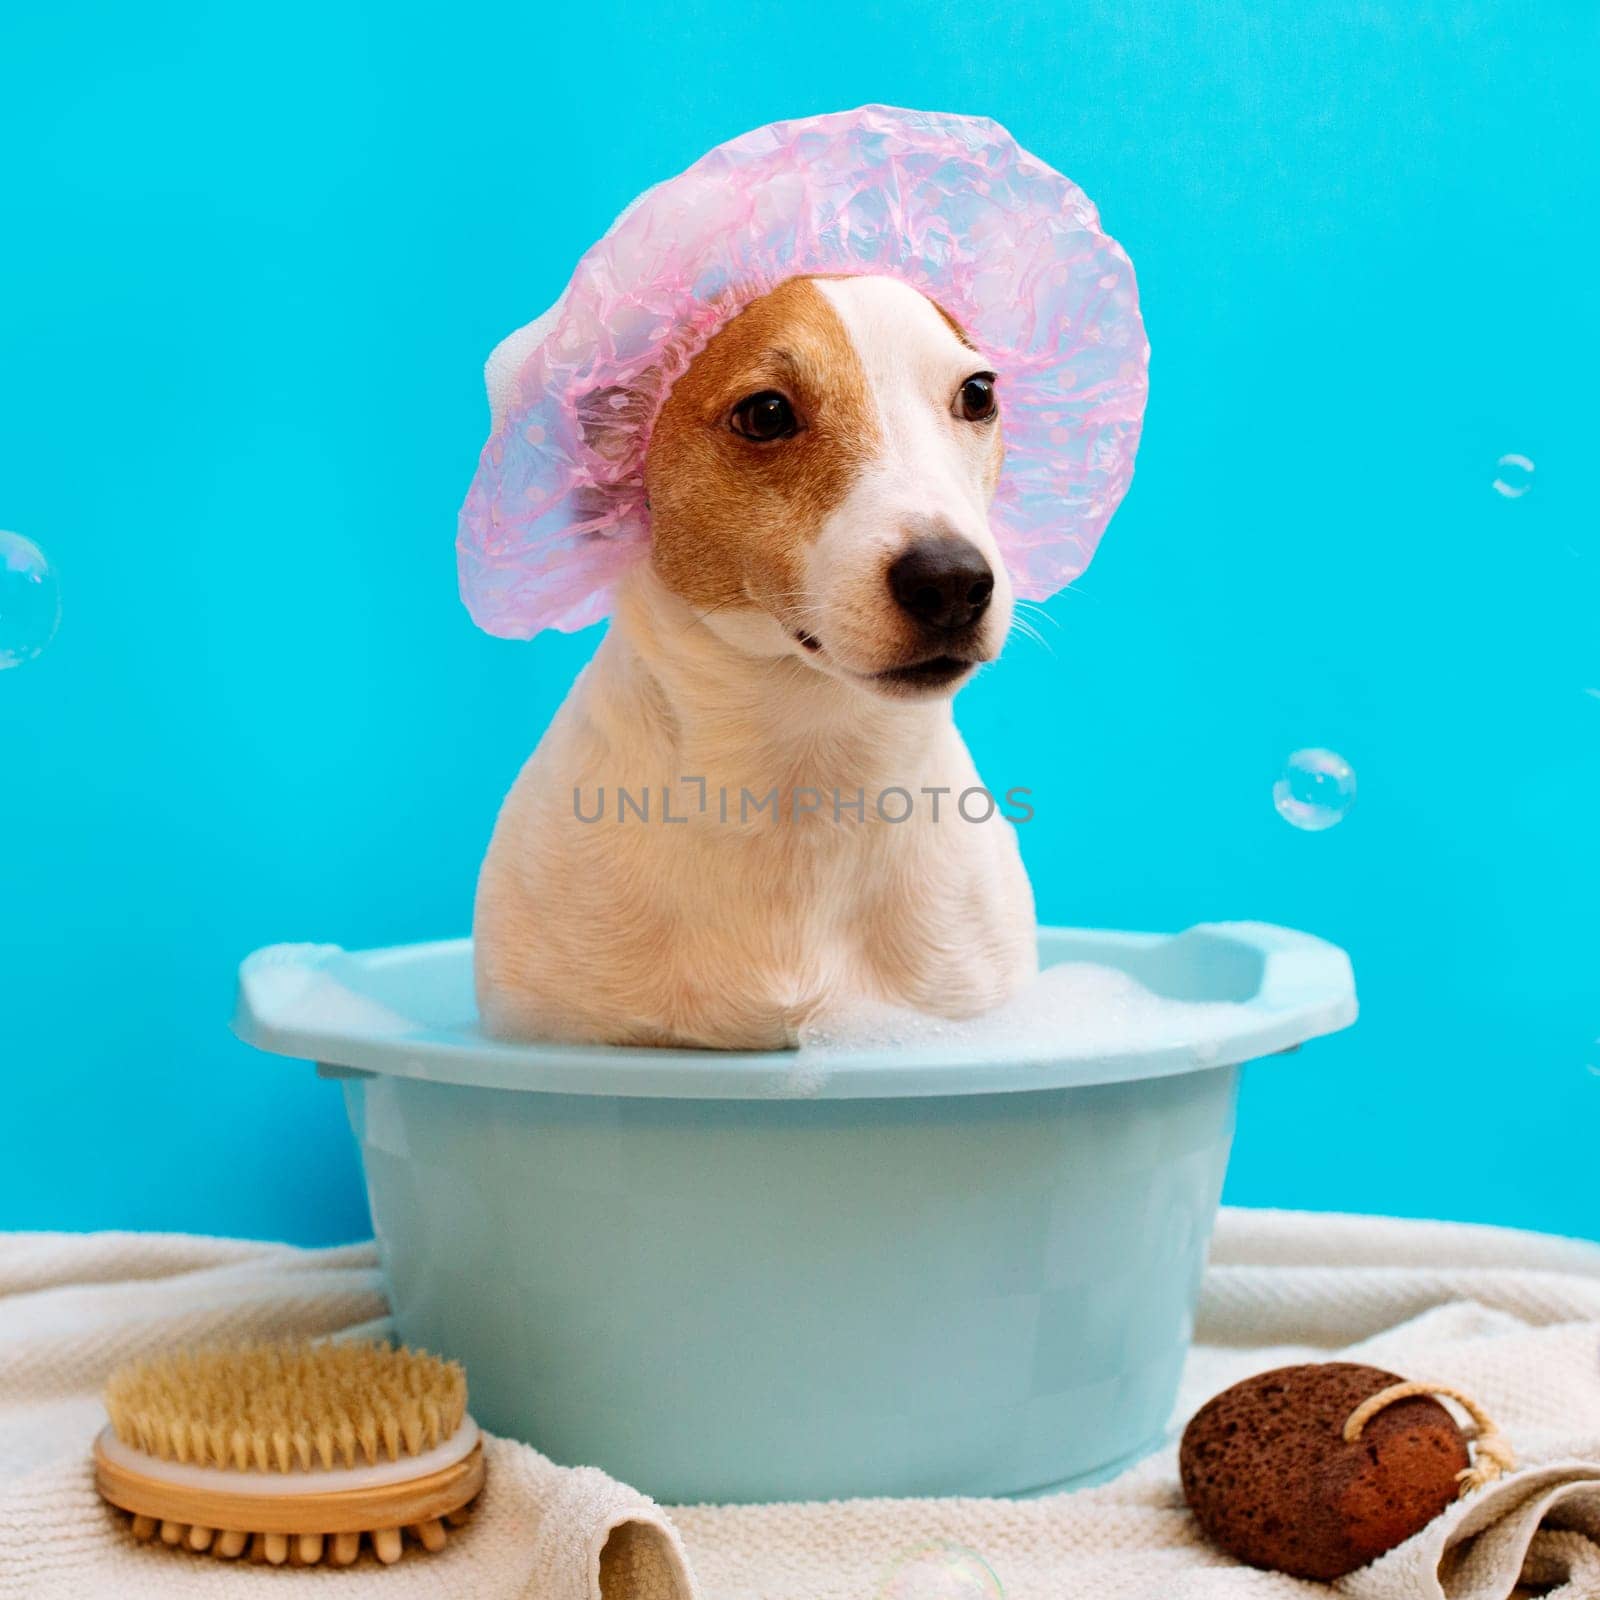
[955,373,998,422]
[730,390,798,441]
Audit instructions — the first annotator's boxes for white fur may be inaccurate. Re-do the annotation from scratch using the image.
[475,276,1036,1048]
[802,277,1014,681]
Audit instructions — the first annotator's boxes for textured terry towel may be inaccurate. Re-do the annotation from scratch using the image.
[2,1212,1599,1599]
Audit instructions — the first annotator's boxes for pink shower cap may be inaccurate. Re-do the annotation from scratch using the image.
[459,104,1149,638]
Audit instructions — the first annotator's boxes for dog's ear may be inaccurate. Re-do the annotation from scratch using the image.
[481,190,668,433]
[485,319,654,470]
[573,384,655,471]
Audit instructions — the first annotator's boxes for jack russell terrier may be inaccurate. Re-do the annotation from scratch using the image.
[474,274,1038,1047]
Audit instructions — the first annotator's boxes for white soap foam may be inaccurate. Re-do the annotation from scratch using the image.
[243,945,421,1037]
[797,962,1257,1060]
[768,1056,834,1099]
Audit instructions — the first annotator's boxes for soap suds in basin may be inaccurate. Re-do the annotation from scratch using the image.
[798,962,1258,1060]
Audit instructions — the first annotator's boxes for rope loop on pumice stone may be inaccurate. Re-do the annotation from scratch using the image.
[1342,1381,1517,1497]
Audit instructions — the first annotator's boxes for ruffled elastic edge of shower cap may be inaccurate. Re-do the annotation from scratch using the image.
[458,104,1149,638]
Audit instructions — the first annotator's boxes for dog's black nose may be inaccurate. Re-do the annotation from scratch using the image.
[887,536,994,631]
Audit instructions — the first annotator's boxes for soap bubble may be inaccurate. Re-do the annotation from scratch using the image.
[1491,453,1535,498]
[878,1544,1003,1600]
[1273,748,1356,832]
[0,532,61,670]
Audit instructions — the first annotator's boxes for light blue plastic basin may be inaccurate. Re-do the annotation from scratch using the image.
[234,922,1355,1504]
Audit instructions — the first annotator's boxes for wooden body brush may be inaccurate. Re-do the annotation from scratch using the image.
[94,1340,484,1566]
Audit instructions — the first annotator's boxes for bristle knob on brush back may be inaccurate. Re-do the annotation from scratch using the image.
[95,1339,483,1567]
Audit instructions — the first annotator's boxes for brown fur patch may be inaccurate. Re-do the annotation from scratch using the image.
[644,278,879,620]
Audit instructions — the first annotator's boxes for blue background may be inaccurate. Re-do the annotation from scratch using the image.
[3,2,1596,1245]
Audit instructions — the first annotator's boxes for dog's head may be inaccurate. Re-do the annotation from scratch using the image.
[642,275,1010,700]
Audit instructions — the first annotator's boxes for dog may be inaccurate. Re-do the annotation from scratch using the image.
[474,274,1037,1047]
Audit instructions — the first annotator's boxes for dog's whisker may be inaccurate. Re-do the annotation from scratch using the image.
[1014,599,1064,633]
[1009,618,1055,657]
[680,593,757,632]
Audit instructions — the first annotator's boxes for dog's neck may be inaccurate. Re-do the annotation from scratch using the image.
[592,565,958,800]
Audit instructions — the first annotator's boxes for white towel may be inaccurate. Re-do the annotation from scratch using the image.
[2,1210,1598,1600]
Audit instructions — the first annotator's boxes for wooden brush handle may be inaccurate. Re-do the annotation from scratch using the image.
[94,1434,485,1537]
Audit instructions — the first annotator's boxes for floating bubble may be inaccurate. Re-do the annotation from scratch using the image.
[1491,453,1535,498]
[878,1544,1003,1600]
[0,532,61,670]
[1273,748,1356,832]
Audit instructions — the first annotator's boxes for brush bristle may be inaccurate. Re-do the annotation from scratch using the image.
[104,1339,468,1472]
